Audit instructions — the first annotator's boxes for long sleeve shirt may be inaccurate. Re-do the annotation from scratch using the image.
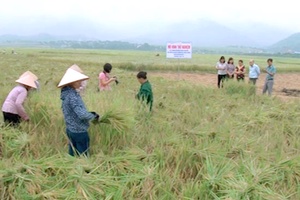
[61,86,96,133]
[1,85,29,120]
[226,63,236,74]
[98,72,111,91]
[136,81,153,111]
[249,64,260,78]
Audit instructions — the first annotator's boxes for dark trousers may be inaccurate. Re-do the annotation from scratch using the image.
[3,112,21,126]
[218,74,226,88]
[66,129,90,156]
[227,74,234,79]
[249,78,258,85]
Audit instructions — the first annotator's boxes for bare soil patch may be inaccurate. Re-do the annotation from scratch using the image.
[152,72,300,101]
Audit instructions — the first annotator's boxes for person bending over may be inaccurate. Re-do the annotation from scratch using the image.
[2,71,38,126]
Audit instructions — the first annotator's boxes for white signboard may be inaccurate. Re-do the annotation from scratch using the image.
[166,42,192,59]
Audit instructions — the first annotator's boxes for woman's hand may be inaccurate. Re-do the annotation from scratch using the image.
[110,77,117,82]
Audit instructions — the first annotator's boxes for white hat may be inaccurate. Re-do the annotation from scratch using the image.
[16,74,37,89]
[69,64,83,73]
[57,68,89,88]
[19,71,38,81]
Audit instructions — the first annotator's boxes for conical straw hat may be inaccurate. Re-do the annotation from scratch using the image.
[69,64,83,73]
[57,68,89,88]
[16,74,37,89]
[19,71,38,81]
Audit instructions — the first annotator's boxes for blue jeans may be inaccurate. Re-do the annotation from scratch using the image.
[66,129,90,156]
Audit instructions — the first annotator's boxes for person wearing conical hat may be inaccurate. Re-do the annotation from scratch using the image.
[20,70,40,91]
[69,64,83,73]
[2,72,38,126]
[58,68,100,156]
[69,64,87,95]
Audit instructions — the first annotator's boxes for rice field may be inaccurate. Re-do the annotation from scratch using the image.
[1,48,300,199]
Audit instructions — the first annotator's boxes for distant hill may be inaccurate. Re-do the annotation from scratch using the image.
[269,33,300,53]
[0,35,164,51]
[0,20,296,53]
[130,20,257,47]
[0,33,92,42]
[0,18,293,48]
[127,20,292,48]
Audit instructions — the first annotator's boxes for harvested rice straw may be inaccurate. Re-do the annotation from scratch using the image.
[99,110,132,133]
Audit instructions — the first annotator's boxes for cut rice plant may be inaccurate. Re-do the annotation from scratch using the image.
[99,109,134,134]
[1,49,300,199]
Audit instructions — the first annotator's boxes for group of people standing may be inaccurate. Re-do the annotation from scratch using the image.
[216,56,246,88]
[1,63,153,156]
[216,56,276,95]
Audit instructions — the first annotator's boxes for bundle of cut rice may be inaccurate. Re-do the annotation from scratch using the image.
[99,110,132,133]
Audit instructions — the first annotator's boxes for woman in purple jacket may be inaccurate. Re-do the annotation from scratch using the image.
[2,72,38,126]
[226,57,235,79]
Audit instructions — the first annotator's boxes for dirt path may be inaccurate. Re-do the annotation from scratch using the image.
[152,72,300,101]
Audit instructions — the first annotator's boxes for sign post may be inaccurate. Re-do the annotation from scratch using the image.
[166,42,192,79]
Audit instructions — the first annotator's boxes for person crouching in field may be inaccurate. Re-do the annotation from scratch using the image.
[216,56,227,88]
[226,57,235,79]
[136,71,153,111]
[262,58,276,96]
[235,60,246,81]
[58,68,99,156]
[69,64,87,96]
[2,71,38,126]
[98,63,117,91]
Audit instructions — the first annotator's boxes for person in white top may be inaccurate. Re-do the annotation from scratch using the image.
[216,56,227,88]
[248,59,260,85]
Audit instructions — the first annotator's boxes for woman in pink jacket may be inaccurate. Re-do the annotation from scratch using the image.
[2,72,38,126]
[98,63,117,91]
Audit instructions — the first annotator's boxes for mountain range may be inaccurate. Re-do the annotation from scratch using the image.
[0,19,298,52]
[270,33,300,52]
[129,20,291,48]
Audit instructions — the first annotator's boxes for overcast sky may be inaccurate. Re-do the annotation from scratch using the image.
[0,0,299,38]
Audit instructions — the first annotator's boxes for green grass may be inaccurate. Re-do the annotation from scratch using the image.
[1,48,300,199]
[1,47,300,73]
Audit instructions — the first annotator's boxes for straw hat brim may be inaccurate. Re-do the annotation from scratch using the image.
[16,74,37,89]
[20,71,38,81]
[69,64,83,73]
[57,68,89,88]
